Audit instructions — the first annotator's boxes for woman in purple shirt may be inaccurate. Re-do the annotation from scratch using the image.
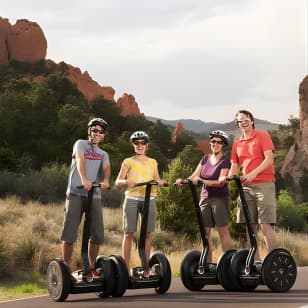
[177,130,232,263]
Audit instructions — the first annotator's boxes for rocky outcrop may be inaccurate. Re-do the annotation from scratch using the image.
[57,62,115,101]
[0,17,47,64]
[116,93,142,116]
[281,75,308,202]
[0,17,143,115]
[196,140,211,154]
[171,122,184,143]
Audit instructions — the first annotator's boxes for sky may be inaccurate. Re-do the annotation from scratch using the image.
[1,0,307,124]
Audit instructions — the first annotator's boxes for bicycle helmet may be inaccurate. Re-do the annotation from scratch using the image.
[129,131,149,143]
[209,130,229,146]
[87,118,108,130]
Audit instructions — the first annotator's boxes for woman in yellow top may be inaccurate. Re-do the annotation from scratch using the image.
[115,131,166,272]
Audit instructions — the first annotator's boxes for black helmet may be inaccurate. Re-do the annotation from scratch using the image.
[129,131,149,142]
[88,118,108,131]
[209,130,229,145]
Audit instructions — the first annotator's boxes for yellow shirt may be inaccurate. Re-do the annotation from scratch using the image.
[123,156,158,198]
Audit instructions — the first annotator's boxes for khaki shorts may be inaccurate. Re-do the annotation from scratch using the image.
[199,197,231,227]
[60,194,104,244]
[237,182,276,224]
[122,197,156,232]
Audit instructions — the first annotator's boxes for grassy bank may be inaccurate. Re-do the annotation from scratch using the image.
[0,196,307,299]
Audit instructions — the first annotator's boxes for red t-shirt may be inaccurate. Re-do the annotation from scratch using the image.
[230,130,275,183]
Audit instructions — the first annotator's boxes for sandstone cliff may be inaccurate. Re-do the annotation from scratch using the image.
[116,93,142,117]
[281,75,308,202]
[0,17,142,116]
[171,122,184,143]
[0,17,47,64]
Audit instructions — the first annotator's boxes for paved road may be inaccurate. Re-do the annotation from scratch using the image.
[1,267,307,308]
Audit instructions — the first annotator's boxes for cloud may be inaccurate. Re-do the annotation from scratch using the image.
[1,0,306,123]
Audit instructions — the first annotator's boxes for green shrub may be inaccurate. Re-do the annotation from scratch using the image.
[152,231,175,253]
[14,235,41,270]
[277,190,308,232]
[156,158,199,240]
[15,163,68,203]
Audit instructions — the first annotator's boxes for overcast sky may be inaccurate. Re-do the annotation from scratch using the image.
[2,0,307,124]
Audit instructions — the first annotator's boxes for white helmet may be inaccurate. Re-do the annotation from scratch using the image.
[88,118,108,130]
[209,130,229,145]
[129,131,149,142]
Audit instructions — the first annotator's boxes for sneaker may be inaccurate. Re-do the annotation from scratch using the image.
[70,273,77,283]
[85,273,93,283]
[143,270,150,278]
[92,269,101,280]
[254,260,262,267]
[206,263,216,272]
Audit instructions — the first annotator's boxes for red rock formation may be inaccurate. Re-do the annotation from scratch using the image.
[0,17,143,114]
[281,75,308,202]
[0,18,11,64]
[0,17,47,64]
[117,93,142,116]
[196,140,211,154]
[171,122,184,143]
[60,62,115,101]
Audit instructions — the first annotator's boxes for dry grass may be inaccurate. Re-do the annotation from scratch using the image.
[0,196,307,279]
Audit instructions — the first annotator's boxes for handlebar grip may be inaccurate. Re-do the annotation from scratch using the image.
[76,183,101,189]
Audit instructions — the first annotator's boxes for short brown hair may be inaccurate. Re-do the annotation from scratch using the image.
[234,109,255,128]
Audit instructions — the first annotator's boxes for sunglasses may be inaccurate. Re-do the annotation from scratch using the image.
[210,139,223,145]
[133,140,147,146]
[91,128,105,134]
[236,118,251,125]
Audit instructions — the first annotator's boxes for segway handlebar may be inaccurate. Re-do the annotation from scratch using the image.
[176,178,204,185]
[225,175,241,182]
[76,183,101,189]
[76,183,111,190]
[134,180,168,187]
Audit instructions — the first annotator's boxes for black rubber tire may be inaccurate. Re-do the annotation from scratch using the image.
[217,249,241,291]
[262,248,297,292]
[180,250,206,291]
[96,256,115,297]
[149,252,172,294]
[230,249,259,291]
[109,255,128,297]
[46,259,71,302]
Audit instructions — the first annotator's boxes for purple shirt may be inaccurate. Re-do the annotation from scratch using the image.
[200,154,231,200]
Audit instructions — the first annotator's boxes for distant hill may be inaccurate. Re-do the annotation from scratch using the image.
[146,116,279,138]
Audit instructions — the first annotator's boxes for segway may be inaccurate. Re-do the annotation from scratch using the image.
[226,176,297,292]
[126,180,171,294]
[177,179,238,291]
[46,183,127,301]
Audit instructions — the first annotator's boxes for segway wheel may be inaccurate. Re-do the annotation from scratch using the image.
[46,259,71,302]
[262,248,297,292]
[230,249,259,291]
[109,255,128,297]
[96,256,115,298]
[180,250,206,291]
[149,252,171,294]
[217,249,241,291]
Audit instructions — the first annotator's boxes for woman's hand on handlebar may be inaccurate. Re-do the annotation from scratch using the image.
[174,178,183,186]
[126,178,136,188]
[157,179,167,187]
[188,176,201,185]
[218,175,227,184]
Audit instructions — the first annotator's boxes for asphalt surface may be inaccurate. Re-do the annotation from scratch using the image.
[0,267,307,308]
